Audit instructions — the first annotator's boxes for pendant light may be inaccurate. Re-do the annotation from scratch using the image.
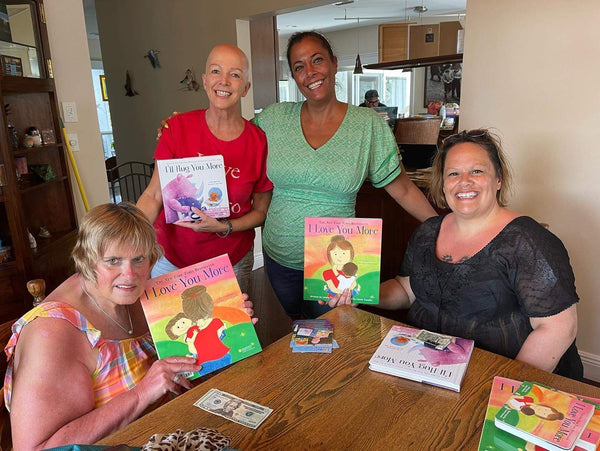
[353,18,363,74]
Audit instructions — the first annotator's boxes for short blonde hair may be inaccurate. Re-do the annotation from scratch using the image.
[72,202,162,283]
[429,129,512,209]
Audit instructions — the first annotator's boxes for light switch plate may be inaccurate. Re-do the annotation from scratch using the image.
[62,101,78,123]
[67,133,79,152]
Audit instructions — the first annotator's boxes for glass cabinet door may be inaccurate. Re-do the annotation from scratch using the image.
[0,2,41,78]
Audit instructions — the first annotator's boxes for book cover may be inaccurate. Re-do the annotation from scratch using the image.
[479,377,600,451]
[140,254,261,380]
[303,217,382,304]
[495,381,594,451]
[157,155,230,223]
[290,319,334,353]
[368,325,474,392]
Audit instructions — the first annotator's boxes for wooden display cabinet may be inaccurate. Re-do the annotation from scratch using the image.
[0,1,77,322]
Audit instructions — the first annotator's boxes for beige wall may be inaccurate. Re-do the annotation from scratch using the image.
[461,0,600,376]
[45,0,109,219]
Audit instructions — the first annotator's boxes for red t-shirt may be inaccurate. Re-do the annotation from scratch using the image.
[153,109,272,267]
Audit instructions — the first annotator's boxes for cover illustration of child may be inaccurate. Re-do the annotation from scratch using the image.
[165,285,231,371]
[323,235,360,297]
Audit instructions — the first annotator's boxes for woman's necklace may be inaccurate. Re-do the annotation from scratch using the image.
[81,283,133,335]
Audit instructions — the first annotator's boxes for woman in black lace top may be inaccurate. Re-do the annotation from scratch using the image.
[326,129,582,379]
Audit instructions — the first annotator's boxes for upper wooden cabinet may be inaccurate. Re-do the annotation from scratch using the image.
[0,0,77,322]
[378,23,411,63]
[379,21,463,63]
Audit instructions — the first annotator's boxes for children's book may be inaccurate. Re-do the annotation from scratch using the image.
[480,377,600,451]
[495,381,595,451]
[303,217,382,304]
[140,254,261,380]
[157,155,229,223]
[290,319,335,353]
[368,325,474,392]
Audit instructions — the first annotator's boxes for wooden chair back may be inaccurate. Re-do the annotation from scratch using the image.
[393,117,442,145]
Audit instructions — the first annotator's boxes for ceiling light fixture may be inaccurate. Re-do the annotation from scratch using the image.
[353,18,363,75]
[334,0,354,5]
[413,5,428,13]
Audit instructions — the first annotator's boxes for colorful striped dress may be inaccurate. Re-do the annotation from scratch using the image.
[3,301,157,410]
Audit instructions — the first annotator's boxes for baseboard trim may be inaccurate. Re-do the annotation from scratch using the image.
[580,350,600,382]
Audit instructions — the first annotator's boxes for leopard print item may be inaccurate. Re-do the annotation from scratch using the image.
[141,427,231,450]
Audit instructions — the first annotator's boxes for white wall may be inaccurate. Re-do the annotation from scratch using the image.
[44,0,109,219]
[461,0,600,379]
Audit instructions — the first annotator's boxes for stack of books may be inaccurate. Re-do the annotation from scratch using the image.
[368,325,474,392]
[290,319,337,353]
[479,377,600,451]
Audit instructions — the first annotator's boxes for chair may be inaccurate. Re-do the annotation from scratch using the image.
[106,160,154,203]
[393,117,442,169]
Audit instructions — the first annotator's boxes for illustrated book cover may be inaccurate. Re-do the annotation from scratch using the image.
[290,319,335,353]
[494,380,595,451]
[368,325,474,392]
[156,155,230,223]
[140,254,261,380]
[303,217,382,304]
[479,377,600,451]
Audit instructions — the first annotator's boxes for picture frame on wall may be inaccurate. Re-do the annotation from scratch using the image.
[1,55,22,76]
[100,74,108,101]
[424,63,462,108]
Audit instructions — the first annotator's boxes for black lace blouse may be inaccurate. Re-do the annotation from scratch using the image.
[400,215,582,379]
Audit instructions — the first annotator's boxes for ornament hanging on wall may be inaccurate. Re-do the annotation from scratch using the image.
[124,70,139,97]
[179,69,200,91]
[144,49,161,68]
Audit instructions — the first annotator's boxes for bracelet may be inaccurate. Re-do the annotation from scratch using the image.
[216,218,233,237]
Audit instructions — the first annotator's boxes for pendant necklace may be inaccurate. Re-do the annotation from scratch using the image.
[81,283,133,335]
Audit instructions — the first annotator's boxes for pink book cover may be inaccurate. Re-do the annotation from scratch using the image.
[303,217,382,304]
[140,254,261,380]
[495,381,595,451]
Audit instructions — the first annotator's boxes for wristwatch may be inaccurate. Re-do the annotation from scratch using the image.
[217,218,233,237]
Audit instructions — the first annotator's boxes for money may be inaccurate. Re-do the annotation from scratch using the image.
[194,389,273,429]
[414,329,452,350]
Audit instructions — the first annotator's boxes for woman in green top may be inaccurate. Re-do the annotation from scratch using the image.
[253,31,437,319]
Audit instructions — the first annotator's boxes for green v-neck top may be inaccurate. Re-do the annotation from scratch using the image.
[254,102,401,269]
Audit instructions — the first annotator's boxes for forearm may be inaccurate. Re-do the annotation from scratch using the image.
[227,190,272,232]
[379,277,413,310]
[136,169,163,223]
[515,323,576,373]
[383,170,437,222]
[18,389,147,450]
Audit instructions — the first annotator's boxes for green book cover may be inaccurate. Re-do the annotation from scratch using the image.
[303,217,382,305]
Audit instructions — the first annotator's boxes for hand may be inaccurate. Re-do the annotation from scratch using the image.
[156,111,179,140]
[175,208,226,234]
[132,356,200,404]
[318,289,356,309]
[241,293,258,325]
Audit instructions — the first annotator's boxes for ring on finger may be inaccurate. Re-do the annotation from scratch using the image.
[173,374,180,384]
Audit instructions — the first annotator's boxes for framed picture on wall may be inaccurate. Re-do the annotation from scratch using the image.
[424,63,462,108]
[100,74,108,101]
[1,55,22,76]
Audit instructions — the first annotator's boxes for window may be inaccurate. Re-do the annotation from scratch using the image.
[278,65,411,116]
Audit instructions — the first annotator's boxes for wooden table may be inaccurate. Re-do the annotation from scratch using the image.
[98,307,600,450]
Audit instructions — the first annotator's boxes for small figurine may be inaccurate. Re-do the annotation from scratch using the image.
[124,71,139,97]
[144,49,161,68]
[25,126,42,146]
[27,229,37,249]
[38,225,51,239]
[180,69,200,91]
